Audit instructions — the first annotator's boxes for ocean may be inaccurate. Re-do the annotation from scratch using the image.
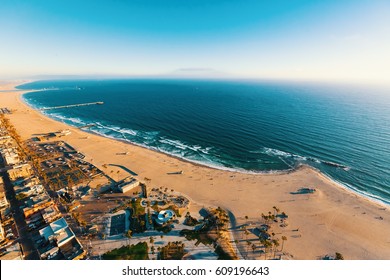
[17,79,390,204]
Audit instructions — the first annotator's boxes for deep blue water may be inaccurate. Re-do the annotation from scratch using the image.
[17,79,390,204]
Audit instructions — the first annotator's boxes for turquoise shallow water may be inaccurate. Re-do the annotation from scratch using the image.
[18,79,390,204]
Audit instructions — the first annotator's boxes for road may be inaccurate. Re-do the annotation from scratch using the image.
[1,170,40,260]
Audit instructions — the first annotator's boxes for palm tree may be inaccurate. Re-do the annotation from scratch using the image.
[261,213,266,223]
[272,239,280,259]
[241,225,246,239]
[234,240,239,255]
[259,238,265,257]
[264,215,269,226]
[251,243,256,254]
[263,240,272,260]
[246,240,252,256]
[273,206,280,217]
[244,227,250,242]
[335,252,344,260]
[281,236,287,251]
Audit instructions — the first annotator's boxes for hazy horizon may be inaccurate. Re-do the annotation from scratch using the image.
[1,1,389,85]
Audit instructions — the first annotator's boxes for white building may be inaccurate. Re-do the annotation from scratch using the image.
[118,178,139,193]
[0,148,20,166]
[0,181,9,215]
[7,164,33,181]
[39,217,75,247]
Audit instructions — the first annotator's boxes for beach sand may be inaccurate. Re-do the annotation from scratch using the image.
[1,82,390,259]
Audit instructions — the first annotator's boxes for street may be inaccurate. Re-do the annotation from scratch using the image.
[1,170,40,260]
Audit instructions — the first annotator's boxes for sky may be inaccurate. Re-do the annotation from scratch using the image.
[0,0,389,84]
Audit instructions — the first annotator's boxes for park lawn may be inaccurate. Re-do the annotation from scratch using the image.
[102,242,149,260]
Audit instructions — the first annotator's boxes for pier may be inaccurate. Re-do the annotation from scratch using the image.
[40,101,104,111]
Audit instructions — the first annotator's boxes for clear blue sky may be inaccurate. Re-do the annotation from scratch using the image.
[1,0,389,83]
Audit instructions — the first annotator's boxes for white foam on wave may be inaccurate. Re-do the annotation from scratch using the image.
[158,137,213,155]
[93,122,161,147]
[47,112,87,126]
[320,172,390,207]
[262,147,309,161]
[95,122,140,140]
[261,147,343,167]
[119,128,137,136]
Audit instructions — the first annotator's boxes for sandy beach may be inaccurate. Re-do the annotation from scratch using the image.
[1,82,390,260]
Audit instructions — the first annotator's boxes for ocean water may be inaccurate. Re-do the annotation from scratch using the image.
[17,79,390,204]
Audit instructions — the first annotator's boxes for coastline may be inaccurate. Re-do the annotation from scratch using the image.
[20,89,300,176]
[20,89,390,208]
[2,82,390,259]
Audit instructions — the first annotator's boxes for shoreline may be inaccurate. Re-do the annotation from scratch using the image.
[2,81,390,259]
[20,89,304,176]
[20,88,390,208]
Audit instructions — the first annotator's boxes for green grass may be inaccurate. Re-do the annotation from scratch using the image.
[215,245,234,260]
[180,229,213,246]
[131,198,145,216]
[166,205,181,217]
[159,242,185,260]
[102,242,149,260]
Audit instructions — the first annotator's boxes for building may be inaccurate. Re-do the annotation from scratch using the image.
[38,218,85,260]
[117,178,139,193]
[0,243,23,260]
[0,148,20,165]
[0,180,9,217]
[23,193,53,218]
[0,223,5,242]
[0,192,9,216]
[0,135,12,145]
[7,164,33,181]
[13,176,40,189]
[40,218,75,247]
[41,205,61,224]
[14,184,45,198]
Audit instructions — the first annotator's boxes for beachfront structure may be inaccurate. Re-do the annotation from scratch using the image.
[7,163,33,181]
[117,178,139,193]
[155,210,175,225]
[0,148,20,165]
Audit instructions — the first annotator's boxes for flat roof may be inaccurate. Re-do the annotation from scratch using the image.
[56,227,75,247]
[39,225,54,241]
[39,217,75,246]
[50,217,68,233]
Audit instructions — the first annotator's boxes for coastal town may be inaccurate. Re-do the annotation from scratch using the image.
[0,104,302,260]
[0,107,283,260]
